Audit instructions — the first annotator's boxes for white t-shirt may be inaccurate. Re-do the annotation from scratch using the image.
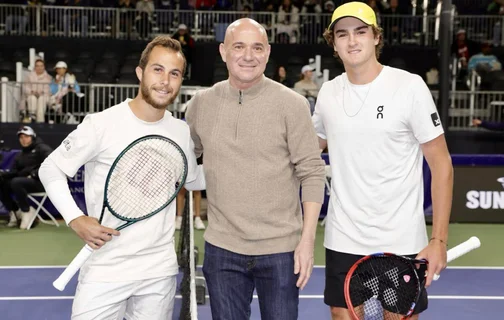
[312,66,444,256]
[49,99,204,283]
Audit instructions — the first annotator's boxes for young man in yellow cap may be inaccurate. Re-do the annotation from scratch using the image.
[312,2,454,319]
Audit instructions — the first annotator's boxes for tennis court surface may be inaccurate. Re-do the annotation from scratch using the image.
[1,223,502,319]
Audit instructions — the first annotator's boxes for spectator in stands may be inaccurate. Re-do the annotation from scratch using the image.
[368,0,382,25]
[273,65,293,87]
[301,0,322,43]
[49,61,83,123]
[487,0,504,15]
[383,0,403,45]
[277,0,300,43]
[23,58,52,123]
[117,0,136,39]
[135,0,155,40]
[4,0,29,35]
[452,30,470,70]
[63,0,90,37]
[1,126,52,229]
[194,0,216,9]
[468,42,502,75]
[323,0,335,14]
[294,65,319,114]
[472,118,504,131]
[172,24,195,78]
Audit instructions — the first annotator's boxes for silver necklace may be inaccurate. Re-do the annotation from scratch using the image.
[342,76,373,118]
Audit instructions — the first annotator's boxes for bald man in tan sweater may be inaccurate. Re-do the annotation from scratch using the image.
[185,18,325,320]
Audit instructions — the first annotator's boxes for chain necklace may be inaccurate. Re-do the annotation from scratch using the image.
[342,75,373,118]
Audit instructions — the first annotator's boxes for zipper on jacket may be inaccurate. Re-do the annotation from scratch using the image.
[236,90,243,140]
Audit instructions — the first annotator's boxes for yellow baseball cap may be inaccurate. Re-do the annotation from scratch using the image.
[327,2,377,31]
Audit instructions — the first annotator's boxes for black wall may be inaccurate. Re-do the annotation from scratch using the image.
[0,123,502,154]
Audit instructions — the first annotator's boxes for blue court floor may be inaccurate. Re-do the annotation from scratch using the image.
[0,266,502,319]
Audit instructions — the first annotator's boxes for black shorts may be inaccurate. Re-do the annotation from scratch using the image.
[324,249,428,314]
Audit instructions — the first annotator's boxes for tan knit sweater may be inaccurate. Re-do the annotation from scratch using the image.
[185,75,326,255]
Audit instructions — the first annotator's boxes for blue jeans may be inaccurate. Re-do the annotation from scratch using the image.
[202,241,299,320]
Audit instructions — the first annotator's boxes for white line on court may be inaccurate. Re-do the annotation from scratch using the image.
[1,265,503,270]
[1,295,504,301]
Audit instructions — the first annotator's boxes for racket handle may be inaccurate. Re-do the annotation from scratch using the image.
[53,244,94,291]
[433,236,481,281]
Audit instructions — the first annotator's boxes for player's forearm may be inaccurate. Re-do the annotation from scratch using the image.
[301,201,322,243]
[429,160,453,243]
[39,158,85,225]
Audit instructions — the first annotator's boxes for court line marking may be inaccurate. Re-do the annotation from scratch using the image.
[1,295,504,301]
[1,265,504,270]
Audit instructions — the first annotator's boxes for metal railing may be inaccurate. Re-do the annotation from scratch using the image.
[0,4,503,45]
[1,77,503,131]
[0,78,206,124]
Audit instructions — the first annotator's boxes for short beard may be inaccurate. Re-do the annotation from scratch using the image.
[140,81,179,110]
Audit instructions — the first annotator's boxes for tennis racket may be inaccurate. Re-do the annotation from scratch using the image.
[53,134,188,292]
[344,236,481,320]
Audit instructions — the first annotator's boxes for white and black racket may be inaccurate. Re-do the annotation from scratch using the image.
[53,134,188,291]
[344,237,481,319]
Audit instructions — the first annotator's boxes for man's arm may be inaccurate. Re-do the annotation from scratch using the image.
[185,92,204,158]
[39,158,119,249]
[38,115,118,249]
[422,134,453,245]
[286,97,326,290]
[417,134,453,287]
[480,120,504,131]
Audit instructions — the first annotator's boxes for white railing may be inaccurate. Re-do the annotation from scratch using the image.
[1,77,503,131]
[0,78,206,124]
[0,4,503,45]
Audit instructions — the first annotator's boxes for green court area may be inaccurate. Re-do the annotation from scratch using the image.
[0,221,502,266]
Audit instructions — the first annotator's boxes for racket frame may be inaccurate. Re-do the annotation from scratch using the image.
[99,134,188,231]
[344,252,427,320]
[52,134,188,292]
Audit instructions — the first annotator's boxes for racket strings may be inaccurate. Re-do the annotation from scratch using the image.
[349,256,420,320]
[107,138,186,219]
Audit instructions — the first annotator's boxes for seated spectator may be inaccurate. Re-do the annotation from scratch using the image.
[63,0,90,37]
[383,0,403,45]
[48,61,83,123]
[4,0,29,35]
[277,0,300,44]
[300,0,322,43]
[135,0,155,40]
[322,0,335,14]
[368,0,382,26]
[452,30,470,71]
[118,0,136,39]
[272,65,293,88]
[1,126,53,229]
[23,58,52,123]
[294,65,319,114]
[468,42,502,75]
[472,118,504,131]
[487,0,504,15]
[172,24,195,78]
